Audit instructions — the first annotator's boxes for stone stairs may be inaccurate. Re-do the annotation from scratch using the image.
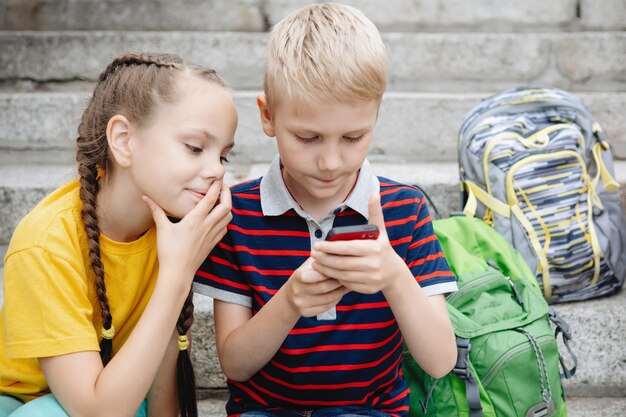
[1,0,625,415]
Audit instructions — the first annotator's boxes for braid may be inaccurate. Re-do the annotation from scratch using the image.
[76,145,114,365]
[98,52,184,82]
[176,290,197,417]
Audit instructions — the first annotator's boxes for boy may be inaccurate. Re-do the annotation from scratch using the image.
[194,3,457,416]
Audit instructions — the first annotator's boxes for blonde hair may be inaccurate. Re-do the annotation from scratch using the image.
[264,2,387,111]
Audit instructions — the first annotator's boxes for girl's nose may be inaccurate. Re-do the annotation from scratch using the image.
[200,156,225,180]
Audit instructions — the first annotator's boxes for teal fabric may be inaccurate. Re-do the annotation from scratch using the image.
[0,395,22,416]
[2,394,147,417]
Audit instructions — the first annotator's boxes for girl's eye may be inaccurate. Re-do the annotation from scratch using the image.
[185,144,202,154]
[220,156,230,164]
[343,135,364,142]
[295,135,319,143]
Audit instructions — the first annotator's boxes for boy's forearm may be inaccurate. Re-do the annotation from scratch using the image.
[383,262,457,379]
[218,288,302,382]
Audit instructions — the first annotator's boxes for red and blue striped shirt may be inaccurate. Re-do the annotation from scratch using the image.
[193,158,457,416]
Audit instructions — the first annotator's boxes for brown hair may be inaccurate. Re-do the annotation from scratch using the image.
[76,52,226,417]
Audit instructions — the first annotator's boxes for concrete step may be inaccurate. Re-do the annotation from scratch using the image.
[1,31,625,93]
[2,92,626,166]
[0,0,266,32]
[195,395,626,417]
[265,0,626,32]
[2,0,624,32]
[1,161,625,250]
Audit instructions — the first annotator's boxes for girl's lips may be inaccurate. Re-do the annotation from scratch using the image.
[187,189,207,199]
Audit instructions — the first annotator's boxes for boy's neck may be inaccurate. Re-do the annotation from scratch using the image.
[281,169,360,222]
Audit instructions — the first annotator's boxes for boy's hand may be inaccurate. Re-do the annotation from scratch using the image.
[311,193,405,295]
[285,258,346,317]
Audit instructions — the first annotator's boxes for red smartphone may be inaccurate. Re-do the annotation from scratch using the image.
[326,224,380,241]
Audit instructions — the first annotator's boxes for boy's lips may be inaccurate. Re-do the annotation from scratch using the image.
[315,177,338,183]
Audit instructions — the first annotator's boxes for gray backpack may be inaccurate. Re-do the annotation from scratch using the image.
[458,86,625,303]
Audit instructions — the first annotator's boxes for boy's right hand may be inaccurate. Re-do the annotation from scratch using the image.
[285,258,346,317]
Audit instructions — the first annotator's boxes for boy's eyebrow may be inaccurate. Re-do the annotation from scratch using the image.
[289,124,373,136]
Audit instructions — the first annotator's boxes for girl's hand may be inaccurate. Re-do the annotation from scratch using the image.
[285,257,347,317]
[143,181,233,280]
[311,193,404,295]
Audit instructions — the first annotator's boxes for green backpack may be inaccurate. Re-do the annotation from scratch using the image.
[403,216,576,417]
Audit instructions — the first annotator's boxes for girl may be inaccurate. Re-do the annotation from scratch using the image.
[0,52,238,417]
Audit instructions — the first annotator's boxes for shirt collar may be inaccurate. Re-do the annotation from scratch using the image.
[260,154,379,220]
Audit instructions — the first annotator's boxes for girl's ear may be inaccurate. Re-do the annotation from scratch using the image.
[106,115,133,168]
[257,94,276,138]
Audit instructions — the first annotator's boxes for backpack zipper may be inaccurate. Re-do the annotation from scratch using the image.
[481,334,554,387]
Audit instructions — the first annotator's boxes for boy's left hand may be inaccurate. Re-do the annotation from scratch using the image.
[311,193,404,295]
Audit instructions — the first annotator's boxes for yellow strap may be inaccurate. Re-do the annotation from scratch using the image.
[463,181,511,218]
[591,142,619,192]
[579,190,602,284]
[511,205,552,299]
[515,180,551,254]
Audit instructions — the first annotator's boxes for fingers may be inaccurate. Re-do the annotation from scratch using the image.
[311,252,373,275]
[186,181,223,221]
[290,269,346,317]
[298,268,343,290]
[142,195,169,227]
[313,239,376,256]
[205,184,233,223]
[367,192,387,238]
[299,286,347,318]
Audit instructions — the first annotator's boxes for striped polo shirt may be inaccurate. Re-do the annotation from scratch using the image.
[193,156,457,416]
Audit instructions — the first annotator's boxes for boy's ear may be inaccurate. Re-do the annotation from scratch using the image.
[106,115,133,168]
[257,94,276,137]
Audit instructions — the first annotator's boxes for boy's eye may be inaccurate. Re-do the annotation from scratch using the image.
[220,156,230,164]
[185,144,202,154]
[295,135,319,143]
[343,135,364,142]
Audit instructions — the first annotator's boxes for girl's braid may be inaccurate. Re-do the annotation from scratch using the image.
[176,290,197,417]
[98,52,183,82]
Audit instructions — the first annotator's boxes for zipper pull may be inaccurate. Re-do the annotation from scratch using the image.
[506,276,524,306]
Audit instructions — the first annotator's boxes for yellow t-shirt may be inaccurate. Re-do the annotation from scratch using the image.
[0,180,159,402]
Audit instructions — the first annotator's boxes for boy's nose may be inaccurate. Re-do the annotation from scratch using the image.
[317,146,341,172]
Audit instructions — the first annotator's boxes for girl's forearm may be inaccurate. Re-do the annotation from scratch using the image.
[89,267,191,416]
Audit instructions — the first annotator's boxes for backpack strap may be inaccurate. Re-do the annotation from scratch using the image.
[548,309,578,379]
[462,181,511,219]
[453,338,483,417]
[591,123,620,193]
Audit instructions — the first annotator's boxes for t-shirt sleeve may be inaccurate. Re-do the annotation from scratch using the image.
[193,232,252,308]
[406,196,458,296]
[4,247,99,358]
